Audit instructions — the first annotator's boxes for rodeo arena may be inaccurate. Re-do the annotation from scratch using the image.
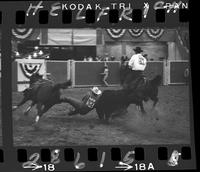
[8,28,191,146]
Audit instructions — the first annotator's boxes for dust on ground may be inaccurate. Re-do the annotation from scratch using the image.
[12,86,191,146]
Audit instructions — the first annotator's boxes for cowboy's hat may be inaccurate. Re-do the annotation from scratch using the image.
[91,87,102,95]
[133,47,143,53]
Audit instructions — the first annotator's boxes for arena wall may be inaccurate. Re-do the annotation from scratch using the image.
[46,61,70,83]
[169,61,189,84]
[12,60,189,92]
[72,61,120,87]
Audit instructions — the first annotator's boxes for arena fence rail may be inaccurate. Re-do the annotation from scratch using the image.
[11,59,189,91]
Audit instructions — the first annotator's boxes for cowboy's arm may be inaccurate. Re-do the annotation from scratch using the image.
[82,92,90,102]
[142,56,147,69]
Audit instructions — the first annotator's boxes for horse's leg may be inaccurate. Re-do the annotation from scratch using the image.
[34,103,52,125]
[34,103,43,124]
[23,102,35,116]
[152,97,158,108]
[139,101,146,114]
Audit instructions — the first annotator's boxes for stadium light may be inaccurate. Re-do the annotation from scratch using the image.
[15,52,20,57]
[33,52,37,58]
[38,50,43,55]
[34,46,39,50]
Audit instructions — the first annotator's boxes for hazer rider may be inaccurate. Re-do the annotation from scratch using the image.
[61,87,102,116]
[123,47,147,90]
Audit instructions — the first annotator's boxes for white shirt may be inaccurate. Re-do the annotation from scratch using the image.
[128,53,147,71]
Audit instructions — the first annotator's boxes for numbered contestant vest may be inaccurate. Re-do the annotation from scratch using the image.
[84,92,101,109]
[129,54,147,71]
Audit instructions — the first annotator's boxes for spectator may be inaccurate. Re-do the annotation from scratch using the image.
[95,56,100,61]
[88,56,93,61]
[121,56,125,63]
[125,56,129,61]
[121,55,128,65]
[98,56,104,61]
[104,53,110,61]
[83,56,87,61]
[110,56,116,61]
[184,68,189,85]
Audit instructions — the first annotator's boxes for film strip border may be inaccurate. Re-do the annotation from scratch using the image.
[0,0,196,171]
[0,146,195,170]
[0,0,189,27]
[0,9,189,25]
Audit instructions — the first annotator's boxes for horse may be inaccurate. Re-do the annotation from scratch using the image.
[12,73,44,114]
[95,74,162,123]
[128,74,162,108]
[13,73,72,124]
[120,62,162,106]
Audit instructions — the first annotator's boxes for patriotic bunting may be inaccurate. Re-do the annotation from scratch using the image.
[19,63,42,78]
[146,29,164,39]
[106,29,126,39]
[106,29,164,40]
[128,29,144,37]
[11,28,35,40]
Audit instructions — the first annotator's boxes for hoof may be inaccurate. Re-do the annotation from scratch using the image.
[12,106,18,111]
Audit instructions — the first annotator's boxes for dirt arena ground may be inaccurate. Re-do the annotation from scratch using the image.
[12,86,191,146]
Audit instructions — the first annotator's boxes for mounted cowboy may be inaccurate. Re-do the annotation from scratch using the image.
[123,46,147,90]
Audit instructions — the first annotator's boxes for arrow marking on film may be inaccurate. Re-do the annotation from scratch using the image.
[115,161,133,171]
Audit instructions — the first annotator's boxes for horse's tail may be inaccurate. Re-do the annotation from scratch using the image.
[150,75,162,87]
[53,80,72,90]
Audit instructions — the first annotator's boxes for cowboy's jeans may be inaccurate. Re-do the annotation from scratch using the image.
[61,97,91,115]
[123,70,143,89]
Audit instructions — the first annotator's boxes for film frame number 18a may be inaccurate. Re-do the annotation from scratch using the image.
[0,0,198,171]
